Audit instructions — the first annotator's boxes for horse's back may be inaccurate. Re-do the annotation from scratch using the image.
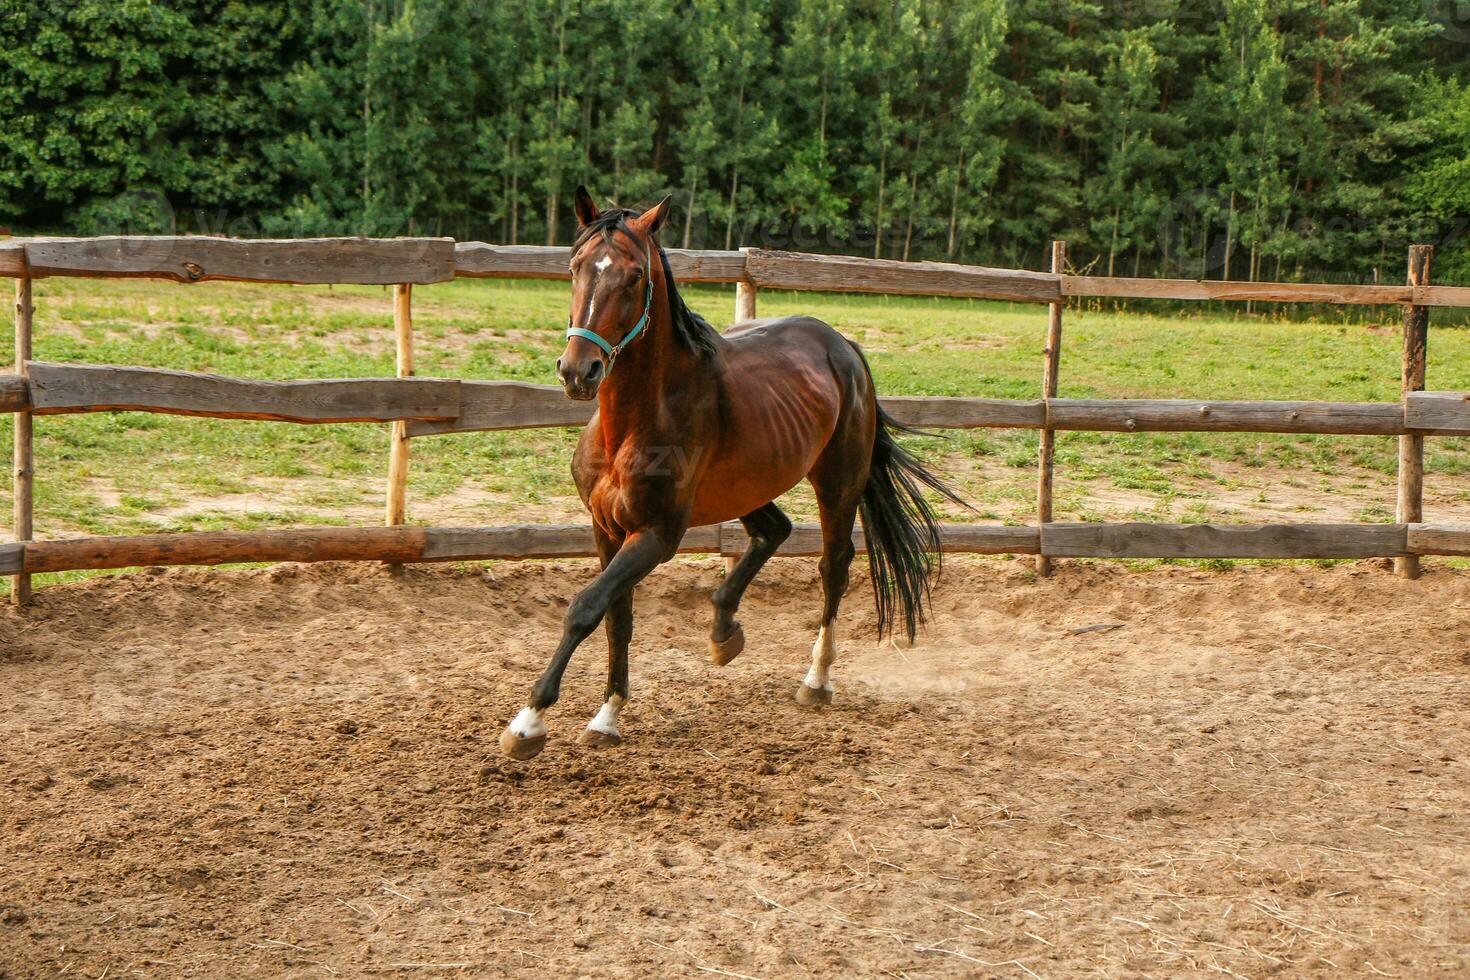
[686,316,872,526]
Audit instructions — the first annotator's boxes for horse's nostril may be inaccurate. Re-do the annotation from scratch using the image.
[585,360,604,383]
[555,357,564,375]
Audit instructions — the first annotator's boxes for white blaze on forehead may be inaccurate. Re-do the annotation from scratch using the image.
[580,254,615,326]
[509,706,545,738]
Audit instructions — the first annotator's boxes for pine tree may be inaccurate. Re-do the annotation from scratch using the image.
[1087,28,1173,276]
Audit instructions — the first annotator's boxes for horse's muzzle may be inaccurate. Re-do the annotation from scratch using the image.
[556,354,604,401]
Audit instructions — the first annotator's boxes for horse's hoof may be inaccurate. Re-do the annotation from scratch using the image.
[709,622,746,666]
[499,727,547,761]
[796,682,833,708]
[578,727,623,749]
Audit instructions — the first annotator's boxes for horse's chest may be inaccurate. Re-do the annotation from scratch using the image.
[584,442,687,531]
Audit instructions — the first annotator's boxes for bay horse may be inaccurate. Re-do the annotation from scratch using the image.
[499,187,966,760]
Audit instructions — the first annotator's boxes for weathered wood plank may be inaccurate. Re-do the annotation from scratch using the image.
[385,283,415,538]
[410,384,1044,437]
[1407,524,1470,556]
[12,280,32,605]
[27,361,461,423]
[0,242,25,277]
[1037,240,1068,577]
[0,542,23,575]
[0,374,28,412]
[1062,275,1415,306]
[423,524,724,560]
[745,249,1061,303]
[1049,399,1405,435]
[1397,246,1434,579]
[1404,392,1470,435]
[407,380,592,435]
[719,522,1040,556]
[453,243,747,282]
[452,244,571,279]
[880,396,1045,430]
[5,519,1425,576]
[1414,285,1470,308]
[409,390,1410,438]
[20,236,455,285]
[1042,522,1407,559]
[23,527,429,573]
[3,521,1046,576]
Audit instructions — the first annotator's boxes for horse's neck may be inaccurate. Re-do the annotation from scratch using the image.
[595,298,705,447]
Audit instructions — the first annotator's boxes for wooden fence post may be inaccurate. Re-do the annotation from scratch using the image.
[12,277,32,604]
[385,283,413,569]
[1396,245,1433,579]
[728,260,757,574]
[1036,241,1066,576]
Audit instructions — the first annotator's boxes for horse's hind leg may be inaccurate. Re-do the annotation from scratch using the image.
[709,502,792,665]
[797,490,860,706]
[798,437,867,707]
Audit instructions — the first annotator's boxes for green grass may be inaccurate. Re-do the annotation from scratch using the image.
[6,275,1469,543]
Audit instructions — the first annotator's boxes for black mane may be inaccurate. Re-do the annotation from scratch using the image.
[574,207,721,359]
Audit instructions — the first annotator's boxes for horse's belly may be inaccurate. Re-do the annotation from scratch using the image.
[687,367,841,526]
[688,455,810,527]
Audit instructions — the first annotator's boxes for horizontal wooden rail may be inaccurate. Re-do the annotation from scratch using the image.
[11,522,1037,574]
[15,521,1470,576]
[1404,392,1470,434]
[452,243,748,282]
[3,236,455,285]
[406,384,1049,437]
[23,362,1470,439]
[26,362,461,423]
[1048,399,1407,436]
[1043,522,1408,559]
[407,380,591,435]
[1062,275,1416,306]
[23,363,1470,438]
[1406,525,1470,556]
[744,248,1061,303]
[0,374,28,412]
[5,237,1470,307]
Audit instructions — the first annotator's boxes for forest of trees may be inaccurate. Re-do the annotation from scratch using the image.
[3,0,1470,282]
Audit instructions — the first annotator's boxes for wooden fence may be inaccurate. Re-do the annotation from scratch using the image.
[5,234,1470,603]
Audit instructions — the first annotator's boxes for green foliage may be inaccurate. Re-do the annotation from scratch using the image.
[0,0,1462,280]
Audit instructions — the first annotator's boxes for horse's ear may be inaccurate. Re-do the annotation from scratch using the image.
[635,194,673,236]
[573,185,600,227]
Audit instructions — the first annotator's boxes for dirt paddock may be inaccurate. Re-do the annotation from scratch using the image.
[2,557,1469,978]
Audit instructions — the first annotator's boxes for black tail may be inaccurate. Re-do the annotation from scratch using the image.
[859,402,971,643]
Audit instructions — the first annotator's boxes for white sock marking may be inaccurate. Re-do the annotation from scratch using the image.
[586,694,625,736]
[509,706,545,739]
[802,624,837,692]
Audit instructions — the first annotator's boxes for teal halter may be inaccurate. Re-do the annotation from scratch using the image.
[566,249,654,369]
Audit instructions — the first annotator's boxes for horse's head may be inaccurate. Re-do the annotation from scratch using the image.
[558,186,672,400]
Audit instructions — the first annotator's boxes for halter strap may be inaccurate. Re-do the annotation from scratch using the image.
[566,249,654,370]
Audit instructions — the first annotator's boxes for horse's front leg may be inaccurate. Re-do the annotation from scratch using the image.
[500,528,674,760]
[580,527,630,748]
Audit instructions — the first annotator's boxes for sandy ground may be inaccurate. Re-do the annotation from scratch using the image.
[2,558,1469,978]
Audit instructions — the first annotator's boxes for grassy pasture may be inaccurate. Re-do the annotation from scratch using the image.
[7,276,1470,570]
